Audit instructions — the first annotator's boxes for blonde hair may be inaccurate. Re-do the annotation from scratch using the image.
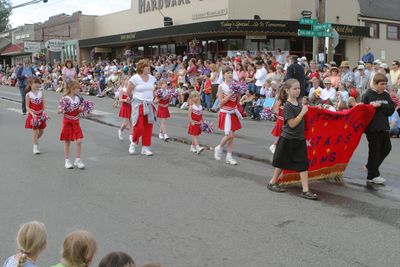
[61,230,97,267]
[136,59,150,74]
[64,81,80,96]
[16,221,47,267]
[189,90,200,99]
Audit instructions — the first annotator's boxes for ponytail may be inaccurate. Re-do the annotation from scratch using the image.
[17,253,28,267]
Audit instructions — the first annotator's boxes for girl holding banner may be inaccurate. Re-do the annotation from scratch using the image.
[267,79,318,200]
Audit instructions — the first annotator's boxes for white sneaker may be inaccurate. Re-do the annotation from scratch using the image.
[196,146,204,154]
[190,145,197,153]
[129,142,136,155]
[33,144,40,155]
[74,159,85,169]
[269,144,276,154]
[118,129,124,141]
[368,176,386,184]
[164,133,169,141]
[65,159,73,169]
[129,134,132,143]
[214,145,222,161]
[141,146,153,156]
[159,133,165,140]
[226,155,238,165]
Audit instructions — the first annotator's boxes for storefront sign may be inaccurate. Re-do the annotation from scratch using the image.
[192,8,227,20]
[245,34,267,40]
[139,0,192,14]
[45,39,65,52]
[120,33,136,41]
[15,33,30,40]
[24,41,41,53]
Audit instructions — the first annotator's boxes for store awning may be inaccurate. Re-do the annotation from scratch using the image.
[79,19,371,48]
[1,43,25,56]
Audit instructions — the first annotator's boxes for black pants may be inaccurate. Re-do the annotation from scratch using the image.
[19,85,27,114]
[366,132,391,179]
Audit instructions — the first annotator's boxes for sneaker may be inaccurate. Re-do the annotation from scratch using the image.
[214,145,222,160]
[164,133,169,141]
[118,129,124,141]
[269,144,276,154]
[33,144,40,155]
[267,183,286,192]
[74,159,85,169]
[190,145,197,153]
[129,135,132,143]
[129,142,136,155]
[367,176,386,185]
[300,191,318,200]
[65,159,73,169]
[226,155,238,165]
[196,146,204,154]
[159,133,165,140]
[141,146,153,156]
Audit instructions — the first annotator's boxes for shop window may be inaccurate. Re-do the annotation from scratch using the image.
[243,39,258,51]
[365,21,379,38]
[217,39,228,52]
[228,39,243,50]
[289,38,303,53]
[160,44,168,55]
[274,39,289,51]
[259,40,273,52]
[167,44,176,55]
[387,24,399,40]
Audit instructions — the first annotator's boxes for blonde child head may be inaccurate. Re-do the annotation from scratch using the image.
[61,230,97,267]
[16,221,47,267]
[64,81,81,96]
[189,91,200,105]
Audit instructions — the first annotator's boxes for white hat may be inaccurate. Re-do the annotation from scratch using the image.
[380,63,389,69]
[236,52,241,56]
[357,65,365,70]
[373,59,382,65]
[301,56,307,61]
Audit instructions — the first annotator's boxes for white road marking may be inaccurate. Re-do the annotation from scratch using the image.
[91,110,112,116]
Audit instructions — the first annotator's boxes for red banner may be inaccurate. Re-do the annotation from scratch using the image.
[277,104,376,185]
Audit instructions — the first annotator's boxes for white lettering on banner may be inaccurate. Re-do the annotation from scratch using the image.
[139,0,191,13]
[192,8,228,20]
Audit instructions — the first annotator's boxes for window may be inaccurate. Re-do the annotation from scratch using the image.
[387,24,399,40]
[365,21,379,38]
[228,39,243,50]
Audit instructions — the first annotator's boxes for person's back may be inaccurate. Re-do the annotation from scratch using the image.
[285,60,305,96]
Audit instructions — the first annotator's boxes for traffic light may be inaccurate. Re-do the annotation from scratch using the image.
[164,17,173,27]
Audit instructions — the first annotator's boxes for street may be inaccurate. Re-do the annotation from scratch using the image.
[1,86,400,267]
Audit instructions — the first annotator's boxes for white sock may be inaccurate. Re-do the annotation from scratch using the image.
[65,158,70,163]
[75,158,81,161]
[227,153,232,158]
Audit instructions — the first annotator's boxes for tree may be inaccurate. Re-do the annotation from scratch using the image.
[0,0,12,32]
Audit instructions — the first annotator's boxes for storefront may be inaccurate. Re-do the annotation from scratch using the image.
[79,19,369,62]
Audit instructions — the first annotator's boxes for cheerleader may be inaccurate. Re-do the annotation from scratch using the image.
[214,67,242,165]
[154,80,170,140]
[118,77,132,142]
[267,79,318,200]
[187,91,204,154]
[269,86,287,154]
[25,78,46,155]
[58,81,85,169]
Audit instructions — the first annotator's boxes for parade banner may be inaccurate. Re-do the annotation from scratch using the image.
[277,104,376,185]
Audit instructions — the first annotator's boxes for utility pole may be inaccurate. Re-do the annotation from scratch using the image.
[316,0,326,63]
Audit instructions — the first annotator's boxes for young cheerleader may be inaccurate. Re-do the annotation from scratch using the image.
[188,91,204,154]
[51,230,97,267]
[3,221,47,267]
[98,252,136,267]
[269,85,287,154]
[58,81,85,169]
[267,79,318,200]
[118,76,132,142]
[214,67,242,165]
[154,80,171,140]
[24,78,46,155]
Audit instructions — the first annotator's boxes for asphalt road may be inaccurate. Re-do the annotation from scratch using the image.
[1,86,400,267]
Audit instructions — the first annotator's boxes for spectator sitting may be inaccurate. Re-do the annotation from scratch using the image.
[348,96,358,108]
[98,252,135,267]
[321,78,337,102]
[390,86,400,108]
[389,108,400,137]
[308,77,322,99]
[240,90,255,115]
[310,89,323,106]
[251,93,264,120]
[337,101,348,111]
[323,99,336,112]
[337,82,350,103]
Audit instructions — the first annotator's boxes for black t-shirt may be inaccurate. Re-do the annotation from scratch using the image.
[281,101,305,140]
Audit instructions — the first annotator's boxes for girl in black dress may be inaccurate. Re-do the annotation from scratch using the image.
[267,79,318,200]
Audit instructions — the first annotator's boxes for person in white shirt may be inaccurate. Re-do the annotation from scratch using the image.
[308,77,322,100]
[255,60,267,94]
[275,48,284,65]
[321,78,337,102]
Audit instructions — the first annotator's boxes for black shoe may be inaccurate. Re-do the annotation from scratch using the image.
[267,183,285,192]
[300,191,318,200]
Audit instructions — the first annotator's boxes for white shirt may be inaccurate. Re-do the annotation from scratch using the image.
[129,74,156,102]
[321,87,337,101]
[255,67,267,86]
[308,86,322,99]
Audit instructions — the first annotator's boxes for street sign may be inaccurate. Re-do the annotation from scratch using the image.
[298,29,333,38]
[313,23,332,31]
[299,18,317,25]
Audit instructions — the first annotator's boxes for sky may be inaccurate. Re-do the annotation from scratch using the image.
[9,0,131,27]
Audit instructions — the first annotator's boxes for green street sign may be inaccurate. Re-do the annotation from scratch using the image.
[299,18,317,25]
[313,23,332,31]
[298,29,333,38]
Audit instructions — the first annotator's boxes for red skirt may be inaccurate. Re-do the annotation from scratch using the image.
[60,119,83,141]
[25,113,46,129]
[218,112,242,133]
[271,118,283,137]
[188,123,201,136]
[119,103,131,119]
[157,106,170,119]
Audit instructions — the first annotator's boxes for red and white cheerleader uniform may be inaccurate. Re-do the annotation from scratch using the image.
[271,106,284,137]
[119,87,132,119]
[188,104,203,136]
[218,82,242,135]
[156,95,170,119]
[60,96,83,141]
[25,91,46,129]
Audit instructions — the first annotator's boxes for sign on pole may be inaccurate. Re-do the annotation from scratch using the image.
[299,18,317,25]
[298,29,333,38]
[313,23,332,31]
